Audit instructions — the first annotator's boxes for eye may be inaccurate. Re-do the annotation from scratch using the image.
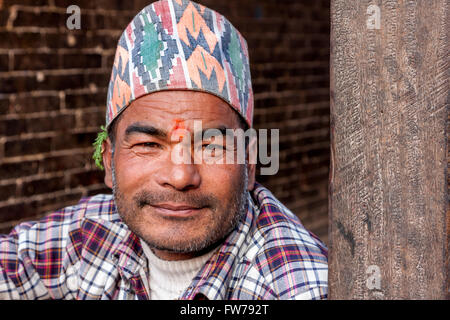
[135,142,161,149]
[202,143,225,150]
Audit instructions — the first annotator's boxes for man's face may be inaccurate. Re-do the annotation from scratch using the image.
[103,90,255,260]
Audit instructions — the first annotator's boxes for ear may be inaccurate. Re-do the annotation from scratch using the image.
[246,162,256,191]
[102,138,114,189]
[246,135,257,191]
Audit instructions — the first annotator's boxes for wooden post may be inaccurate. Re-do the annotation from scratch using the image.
[329,0,448,299]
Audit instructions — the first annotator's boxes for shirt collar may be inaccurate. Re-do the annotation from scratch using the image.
[180,191,259,300]
[110,222,146,280]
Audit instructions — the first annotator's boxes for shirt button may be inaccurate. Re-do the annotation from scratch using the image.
[66,267,78,291]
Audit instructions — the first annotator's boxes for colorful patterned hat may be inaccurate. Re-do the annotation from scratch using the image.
[106,0,254,128]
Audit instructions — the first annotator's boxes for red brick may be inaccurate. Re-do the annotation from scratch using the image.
[51,131,98,151]
[276,77,329,91]
[2,73,97,93]
[44,30,90,49]
[34,191,83,216]
[0,161,39,180]
[0,75,37,94]
[69,170,104,189]
[99,13,136,30]
[61,54,102,69]
[0,118,21,136]
[13,53,60,71]
[305,146,329,161]
[0,98,9,115]
[2,0,48,6]
[0,9,9,28]
[0,191,82,224]
[53,0,96,9]
[13,10,65,28]
[290,107,329,120]
[0,224,14,235]
[11,95,60,114]
[0,54,9,72]
[0,114,76,136]
[65,90,107,109]
[38,73,86,91]
[0,31,43,49]
[39,153,90,173]
[86,185,111,197]
[90,34,119,50]
[83,71,110,86]
[301,158,330,172]
[77,109,105,128]
[259,66,289,79]
[0,203,28,224]
[304,91,329,103]
[105,54,115,69]
[254,97,277,109]
[250,81,272,94]
[0,184,16,201]
[21,176,66,197]
[4,137,52,157]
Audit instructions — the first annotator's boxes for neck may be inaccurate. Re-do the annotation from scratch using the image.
[141,240,218,300]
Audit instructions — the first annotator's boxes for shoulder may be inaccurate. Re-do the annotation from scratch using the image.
[0,194,125,299]
[3,194,122,250]
[245,184,328,299]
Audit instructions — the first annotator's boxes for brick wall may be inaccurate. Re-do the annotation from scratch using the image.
[0,0,330,244]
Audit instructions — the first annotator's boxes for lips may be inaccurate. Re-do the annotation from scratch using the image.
[149,202,204,217]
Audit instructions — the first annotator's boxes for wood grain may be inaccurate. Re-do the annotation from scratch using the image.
[329,0,448,299]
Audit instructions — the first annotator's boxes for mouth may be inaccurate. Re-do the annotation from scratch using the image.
[149,202,205,218]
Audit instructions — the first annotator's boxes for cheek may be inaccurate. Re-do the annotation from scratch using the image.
[199,164,243,196]
[113,153,160,193]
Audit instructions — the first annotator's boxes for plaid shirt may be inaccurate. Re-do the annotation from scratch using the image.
[0,183,328,300]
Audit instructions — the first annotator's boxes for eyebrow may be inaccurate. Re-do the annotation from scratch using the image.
[196,126,234,141]
[125,123,167,139]
[125,123,236,141]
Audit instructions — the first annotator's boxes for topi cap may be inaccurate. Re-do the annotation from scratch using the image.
[106,0,254,128]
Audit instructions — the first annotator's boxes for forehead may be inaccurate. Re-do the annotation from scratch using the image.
[117,90,240,130]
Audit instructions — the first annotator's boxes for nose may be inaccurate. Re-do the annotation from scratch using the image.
[155,162,201,191]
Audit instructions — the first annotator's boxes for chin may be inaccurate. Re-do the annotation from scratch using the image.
[139,223,222,254]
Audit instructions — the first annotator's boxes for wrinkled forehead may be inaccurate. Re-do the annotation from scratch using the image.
[115,90,243,135]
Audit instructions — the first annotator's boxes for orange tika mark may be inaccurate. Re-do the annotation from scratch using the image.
[171,119,187,142]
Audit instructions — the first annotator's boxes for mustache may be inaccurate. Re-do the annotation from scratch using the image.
[133,190,218,210]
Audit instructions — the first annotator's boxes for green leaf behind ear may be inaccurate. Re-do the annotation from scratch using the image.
[92,125,108,170]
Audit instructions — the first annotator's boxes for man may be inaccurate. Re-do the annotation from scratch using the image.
[0,0,327,300]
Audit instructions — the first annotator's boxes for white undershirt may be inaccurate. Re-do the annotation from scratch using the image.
[140,240,216,300]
